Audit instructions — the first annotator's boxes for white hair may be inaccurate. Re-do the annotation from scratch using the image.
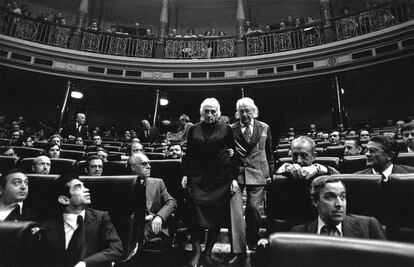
[199,98,221,118]
[235,97,258,119]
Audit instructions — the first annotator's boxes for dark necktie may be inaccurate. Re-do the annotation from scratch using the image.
[77,125,82,133]
[320,225,338,236]
[243,124,252,143]
[145,130,150,138]
[66,215,84,267]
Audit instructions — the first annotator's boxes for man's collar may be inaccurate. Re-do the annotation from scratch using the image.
[317,216,343,236]
[63,209,85,228]
[240,119,254,127]
[372,163,393,181]
[0,201,22,213]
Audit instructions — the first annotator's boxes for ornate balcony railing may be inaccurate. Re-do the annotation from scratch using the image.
[245,23,323,56]
[1,12,73,48]
[333,2,413,40]
[80,30,155,58]
[165,37,235,59]
[0,1,413,59]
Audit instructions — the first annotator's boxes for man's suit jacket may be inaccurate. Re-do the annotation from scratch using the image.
[356,164,414,176]
[137,127,161,144]
[231,119,274,185]
[291,214,386,240]
[144,177,177,237]
[42,208,124,267]
[3,205,38,222]
[62,122,89,139]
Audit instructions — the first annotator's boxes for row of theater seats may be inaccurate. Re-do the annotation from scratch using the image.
[1,145,169,161]
[266,174,414,243]
[254,233,414,267]
[0,159,185,266]
[274,154,414,173]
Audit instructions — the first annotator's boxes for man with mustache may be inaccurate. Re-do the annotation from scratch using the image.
[292,176,385,239]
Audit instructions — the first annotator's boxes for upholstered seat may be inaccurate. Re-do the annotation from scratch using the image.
[12,146,43,158]
[0,155,19,173]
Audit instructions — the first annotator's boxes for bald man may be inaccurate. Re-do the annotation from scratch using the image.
[127,154,176,240]
[32,156,51,174]
[62,113,89,140]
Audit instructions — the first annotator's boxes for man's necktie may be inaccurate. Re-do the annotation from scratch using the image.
[320,225,339,236]
[243,124,252,143]
[77,125,81,133]
[66,215,84,266]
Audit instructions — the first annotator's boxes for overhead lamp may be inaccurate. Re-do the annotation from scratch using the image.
[159,91,169,106]
[71,90,83,99]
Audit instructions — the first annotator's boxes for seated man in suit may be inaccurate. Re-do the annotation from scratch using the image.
[165,144,183,159]
[344,138,362,156]
[401,121,414,152]
[42,174,124,267]
[84,155,103,176]
[356,135,414,181]
[138,120,161,144]
[0,168,37,222]
[127,153,177,243]
[329,130,342,145]
[62,113,89,141]
[276,136,339,180]
[32,156,51,174]
[292,175,386,240]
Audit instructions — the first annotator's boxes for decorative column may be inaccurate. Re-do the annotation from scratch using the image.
[153,88,160,127]
[319,0,334,42]
[70,0,89,49]
[235,0,246,56]
[331,76,348,129]
[155,0,169,58]
[59,80,71,128]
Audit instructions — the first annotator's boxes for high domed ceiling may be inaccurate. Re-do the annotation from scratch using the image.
[25,0,363,35]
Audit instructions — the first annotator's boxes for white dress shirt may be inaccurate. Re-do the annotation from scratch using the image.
[317,216,343,236]
[63,210,85,249]
[372,164,393,182]
[240,119,254,135]
[0,202,23,221]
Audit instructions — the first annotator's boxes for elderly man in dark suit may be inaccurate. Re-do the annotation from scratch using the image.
[292,175,385,240]
[62,113,89,141]
[230,97,274,253]
[0,169,37,222]
[137,120,161,144]
[42,174,124,267]
[356,135,414,181]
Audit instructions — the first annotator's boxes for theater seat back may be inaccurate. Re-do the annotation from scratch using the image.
[341,155,367,173]
[330,174,385,223]
[266,233,414,267]
[103,161,129,175]
[0,155,19,173]
[0,221,43,267]
[79,176,138,259]
[12,146,43,158]
[396,153,414,167]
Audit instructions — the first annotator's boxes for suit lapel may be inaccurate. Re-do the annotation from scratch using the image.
[306,219,318,233]
[145,179,156,213]
[82,209,96,258]
[249,120,263,145]
[342,215,362,238]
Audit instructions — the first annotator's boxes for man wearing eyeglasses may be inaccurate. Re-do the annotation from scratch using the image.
[127,153,176,243]
[356,135,414,181]
[401,122,414,153]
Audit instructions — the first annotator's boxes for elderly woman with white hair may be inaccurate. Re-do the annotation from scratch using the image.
[182,97,235,267]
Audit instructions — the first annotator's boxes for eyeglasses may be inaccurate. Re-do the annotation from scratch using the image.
[366,147,385,154]
[140,162,151,167]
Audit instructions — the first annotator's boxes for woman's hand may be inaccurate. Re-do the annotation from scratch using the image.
[181,176,188,189]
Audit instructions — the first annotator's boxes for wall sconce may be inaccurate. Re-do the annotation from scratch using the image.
[159,91,169,106]
[71,90,83,99]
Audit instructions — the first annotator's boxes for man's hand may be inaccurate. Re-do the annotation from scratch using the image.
[227,148,234,157]
[74,261,86,267]
[181,176,187,189]
[230,180,239,193]
[145,214,154,221]
[151,216,163,235]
